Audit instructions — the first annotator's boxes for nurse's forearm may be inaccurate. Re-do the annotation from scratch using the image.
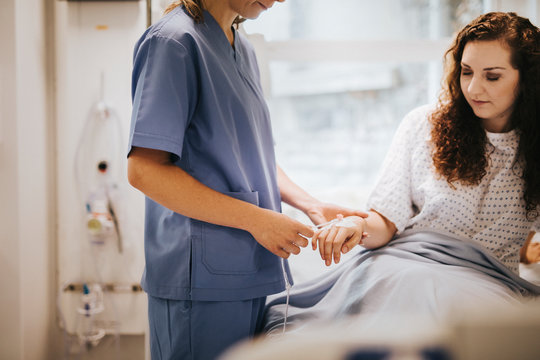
[128,148,314,257]
[277,165,368,226]
[277,165,318,212]
[128,152,267,231]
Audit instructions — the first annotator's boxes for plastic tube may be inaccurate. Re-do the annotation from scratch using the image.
[280,258,291,335]
[278,218,354,334]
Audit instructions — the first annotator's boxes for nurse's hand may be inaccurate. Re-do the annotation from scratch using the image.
[306,202,368,227]
[248,209,314,259]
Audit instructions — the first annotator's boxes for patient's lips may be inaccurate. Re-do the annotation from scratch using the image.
[471,99,489,106]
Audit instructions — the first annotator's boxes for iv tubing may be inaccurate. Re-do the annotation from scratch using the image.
[280,258,291,335]
[278,219,344,335]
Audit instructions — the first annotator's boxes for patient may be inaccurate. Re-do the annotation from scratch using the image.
[264,12,540,333]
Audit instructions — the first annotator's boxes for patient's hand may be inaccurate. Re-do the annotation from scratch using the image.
[524,242,540,264]
[306,202,368,227]
[312,215,366,266]
[520,232,540,264]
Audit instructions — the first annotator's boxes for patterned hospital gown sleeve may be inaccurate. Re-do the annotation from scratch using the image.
[366,106,429,233]
[533,216,540,233]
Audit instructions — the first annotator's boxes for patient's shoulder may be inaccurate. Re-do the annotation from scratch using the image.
[397,104,435,136]
[403,104,434,125]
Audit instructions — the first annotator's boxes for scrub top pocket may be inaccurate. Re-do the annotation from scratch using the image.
[201,190,261,275]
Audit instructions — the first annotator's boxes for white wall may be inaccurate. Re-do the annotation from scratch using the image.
[0,0,54,358]
[0,0,22,358]
[1,0,150,358]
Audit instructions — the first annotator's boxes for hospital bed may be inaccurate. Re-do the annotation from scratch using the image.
[220,246,540,360]
[221,300,540,360]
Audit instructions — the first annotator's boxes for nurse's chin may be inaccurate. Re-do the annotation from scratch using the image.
[241,12,265,20]
[240,6,266,19]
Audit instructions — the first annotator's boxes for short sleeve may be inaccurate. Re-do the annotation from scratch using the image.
[128,36,198,159]
[532,215,540,233]
[366,107,426,233]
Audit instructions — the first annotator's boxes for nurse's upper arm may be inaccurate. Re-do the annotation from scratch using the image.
[129,36,197,162]
[127,146,173,188]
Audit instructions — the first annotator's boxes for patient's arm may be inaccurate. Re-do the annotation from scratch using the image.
[312,210,397,266]
[359,210,398,249]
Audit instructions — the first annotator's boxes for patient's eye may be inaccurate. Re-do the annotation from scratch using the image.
[461,69,472,76]
[486,73,501,81]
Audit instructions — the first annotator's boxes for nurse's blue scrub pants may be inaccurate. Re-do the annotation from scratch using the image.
[148,295,266,360]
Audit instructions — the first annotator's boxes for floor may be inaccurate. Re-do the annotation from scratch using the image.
[62,334,145,360]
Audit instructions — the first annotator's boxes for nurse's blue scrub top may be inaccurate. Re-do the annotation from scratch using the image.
[128,6,292,301]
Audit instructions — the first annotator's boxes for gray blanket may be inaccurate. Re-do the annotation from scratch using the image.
[264,230,540,334]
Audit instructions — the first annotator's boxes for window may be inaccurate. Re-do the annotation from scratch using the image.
[242,0,487,215]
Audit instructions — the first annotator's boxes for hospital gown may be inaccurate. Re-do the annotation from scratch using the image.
[263,105,540,334]
[368,104,540,274]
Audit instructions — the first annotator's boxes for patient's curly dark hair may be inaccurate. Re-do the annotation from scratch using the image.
[430,12,540,220]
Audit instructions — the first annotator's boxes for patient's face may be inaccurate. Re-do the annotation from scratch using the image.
[460,40,520,133]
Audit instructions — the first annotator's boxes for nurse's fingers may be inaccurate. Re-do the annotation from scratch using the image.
[353,210,369,218]
[282,243,301,256]
[294,233,309,248]
[275,248,290,259]
[297,223,315,239]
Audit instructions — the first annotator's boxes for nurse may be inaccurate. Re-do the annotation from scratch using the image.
[127,0,366,359]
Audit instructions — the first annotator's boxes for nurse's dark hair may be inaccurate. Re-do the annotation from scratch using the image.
[430,11,540,220]
[164,0,245,26]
